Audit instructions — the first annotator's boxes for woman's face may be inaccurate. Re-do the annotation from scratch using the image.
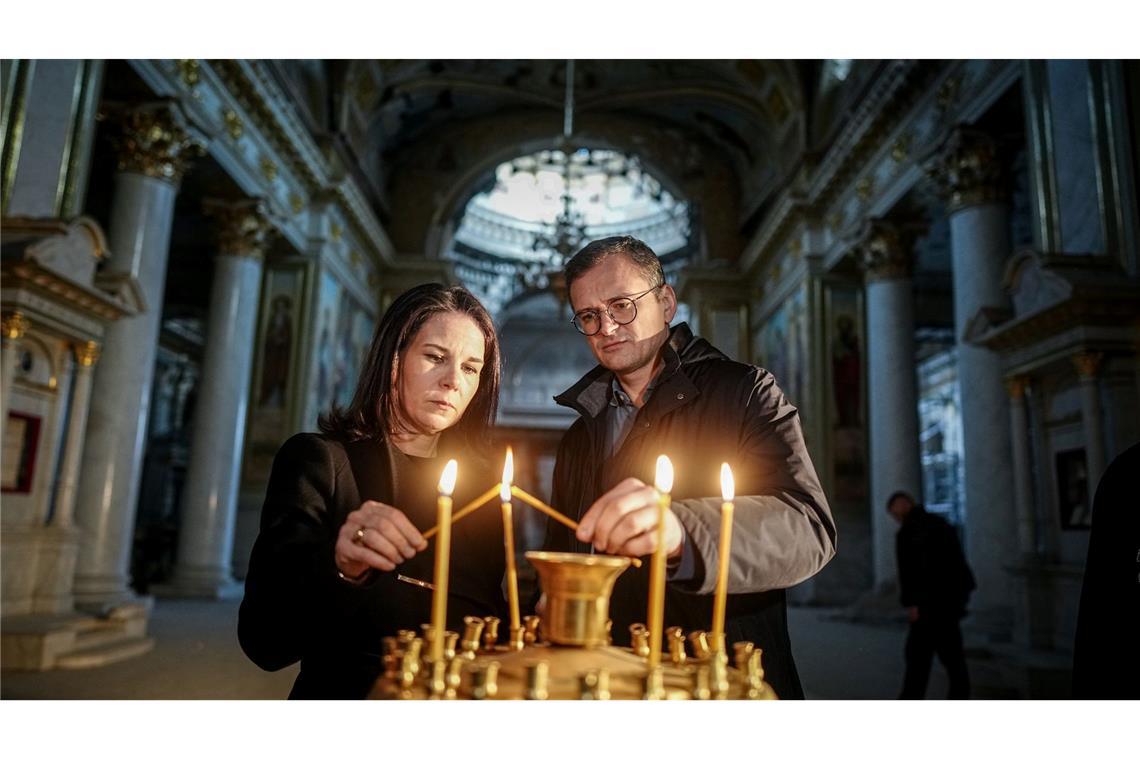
[395,311,487,437]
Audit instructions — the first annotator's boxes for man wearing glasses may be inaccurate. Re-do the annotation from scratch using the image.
[543,235,836,699]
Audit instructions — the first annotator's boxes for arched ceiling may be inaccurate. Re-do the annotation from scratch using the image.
[324,60,810,258]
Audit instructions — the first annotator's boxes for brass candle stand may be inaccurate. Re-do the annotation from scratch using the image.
[368,551,778,701]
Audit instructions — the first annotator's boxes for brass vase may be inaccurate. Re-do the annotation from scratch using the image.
[525,551,630,647]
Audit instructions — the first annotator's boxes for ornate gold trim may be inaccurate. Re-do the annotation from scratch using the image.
[203,198,275,260]
[73,340,100,367]
[856,219,916,282]
[855,176,874,202]
[891,133,911,163]
[223,108,244,140]
[289,193,304,215]
[259,155,278,183]
[2,311,30,340]
[112,101,201,184]
[924,126,1007,213]
[177,59,200,89]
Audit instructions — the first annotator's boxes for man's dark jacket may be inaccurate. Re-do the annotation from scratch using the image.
[546,323,837,699]
[896,505,975,616]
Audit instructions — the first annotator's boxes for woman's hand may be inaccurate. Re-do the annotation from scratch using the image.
[335,500,428,579]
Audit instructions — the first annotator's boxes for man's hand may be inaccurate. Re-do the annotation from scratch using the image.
[575,477,684,559]
[335,500,428,578]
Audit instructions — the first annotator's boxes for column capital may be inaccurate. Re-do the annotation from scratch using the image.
[923,126,1007,213]
[855,219,918,282]
[111,101,203,184]
[202,199,276,260]
[1005,375,1031,400]
[2,311,30,341]
[73,340,101,368]
[1072,351,1104,378]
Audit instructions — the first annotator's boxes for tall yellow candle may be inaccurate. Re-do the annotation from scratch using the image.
[430,459,458,664]
[647,454,673,670]
[711,463,735,652]
[500,447,522,639]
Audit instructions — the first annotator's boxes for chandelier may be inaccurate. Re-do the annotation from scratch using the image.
[520,60,586,301]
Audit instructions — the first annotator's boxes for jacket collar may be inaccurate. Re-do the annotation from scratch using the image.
[554,322,699,419]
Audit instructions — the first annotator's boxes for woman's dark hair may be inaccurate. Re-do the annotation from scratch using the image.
[318,283,501,453]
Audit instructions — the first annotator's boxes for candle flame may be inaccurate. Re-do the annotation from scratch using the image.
[655,455,674,493]
[721,463,734,502]
[438,459,458,496]
[500,447,514,503]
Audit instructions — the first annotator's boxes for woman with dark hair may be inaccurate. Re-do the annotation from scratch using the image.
[239,283,508,698]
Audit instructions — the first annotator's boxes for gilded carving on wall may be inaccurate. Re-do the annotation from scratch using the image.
[924,126,1007,213]
[203,199,275,260]
[2,311,30,341]
[855,219,915,282]
[112,102,201,183]
[73,340,101,368]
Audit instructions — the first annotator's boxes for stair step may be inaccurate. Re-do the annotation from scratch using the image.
[54,637,155,670]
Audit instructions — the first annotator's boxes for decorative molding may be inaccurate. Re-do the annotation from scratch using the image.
[924,125,1007,213]
[203,199,276,260]
[855,219,916,282]
[2,311,30,341]
[223,108,244,140]
[111,101,203,184]
[73,340,100,368]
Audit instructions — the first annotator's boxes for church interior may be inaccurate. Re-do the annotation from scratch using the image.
[2,57,1138,704]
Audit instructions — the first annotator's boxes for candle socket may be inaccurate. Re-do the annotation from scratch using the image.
[733,641,755,671]
[444,657,463,699]
[579,669,611,700]
[629,623,650,658]
[643,666,666,700]
[427,658,447,699]
[471,661,500,700]
[667,627,687,666]
[508,626,526,650]
[482,616,500,651]
[444,631,458,660]
[461,616,484,659]
[710,651,731,698]
[688,630,711,661]
[690,665,712,700]
[523,615,541,645]
[525,661,549,700]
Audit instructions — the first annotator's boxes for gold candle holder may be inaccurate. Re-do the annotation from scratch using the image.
[523,615,541,645]
[500,448,522,638]
[646,455,673,670]
[430,460,458,664]
[711,463,735,652]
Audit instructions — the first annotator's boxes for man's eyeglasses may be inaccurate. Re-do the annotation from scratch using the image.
[571,283,663,336]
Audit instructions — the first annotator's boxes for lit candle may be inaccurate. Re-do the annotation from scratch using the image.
[500,447,522,641]
[711,463,734,653]
[430,459,458,664]
[646,454,673,670]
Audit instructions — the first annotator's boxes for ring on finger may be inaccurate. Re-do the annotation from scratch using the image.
[353,526,367,545]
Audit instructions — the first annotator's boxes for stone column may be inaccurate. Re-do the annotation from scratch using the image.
[72,102,199,609]
[1,312,30,442]
[165,200,272,598]
[1006,376,1037,557]
[857,220,923,591]
[1072,352,1107,490]
[51,341,101,529]
[927,127,1017,629]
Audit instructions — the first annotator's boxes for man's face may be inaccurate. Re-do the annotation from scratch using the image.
[569,255,677,376]
[888,496,914,524]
